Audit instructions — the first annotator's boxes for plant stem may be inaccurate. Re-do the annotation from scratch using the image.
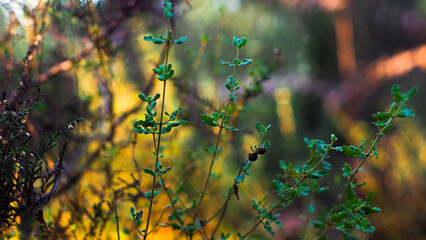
[316,113,397,239]
[301,186,314,238]
[210,160,247,238]
[143,21,171,240]
[114,202,120,240]
[193,47,240,222]
[209,132,266,238]
[243,145,332,238]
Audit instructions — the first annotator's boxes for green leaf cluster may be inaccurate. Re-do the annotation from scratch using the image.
[153,64,174,81]
[130,207,144,227]
[144,30,189,45]
[232,36,247,49]
[134,93,186,135]
[372,85,417,135]
[220,58,253,67]
[163,0,173,19]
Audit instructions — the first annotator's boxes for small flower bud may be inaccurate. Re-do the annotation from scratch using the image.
[256,146,267,155]
[248,152,258,162]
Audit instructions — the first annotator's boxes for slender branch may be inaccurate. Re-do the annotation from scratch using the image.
[147,207,167,235]
[210,159,247,238]
[243,145,332,238]
[115,202,120,240]
[316,113,397,239]
[193,47,240,222]
[143,21,171,240]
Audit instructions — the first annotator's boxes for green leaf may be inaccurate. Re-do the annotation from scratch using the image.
[342,162,352,177]
[200,114,219,127]
[232,36,248,49]
[255,122,263,134]
[220,60,235,67]
[170,223,183,230]
[235,175,245,183]
[225,126,238,131]
[263,222,275,235]
[373,112,392,121]
[239,58,254,66]
[152,93,161,101]
[272,179,280,191]
[341,145,362,158]
[406,86,418,98]
[391,85,402,102]
[138,93,148,101]
[143,168,157,176]
[346,187,357,206]
[397,108,415,118]
[265,124,271,133]
[310,169,329,178]
[365,191,374,204]
[263,140,271,149]
[322,161,332,170]
[330,211,348,222]
[163,0,173,18]
[145,189,162,199]
[160,166,172,174]
[331,134,337,142]
[381,124,393,135]
[134,119,156,128]
[279,160,287,170]
[144,35,166,44]
[173,36,189,44]
[308,204,315,213]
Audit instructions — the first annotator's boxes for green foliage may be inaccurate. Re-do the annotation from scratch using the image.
[310,85,417,239]
[0,87,79,231]
[129,1,418,239]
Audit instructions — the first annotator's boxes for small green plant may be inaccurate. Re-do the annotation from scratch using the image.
[130,2,418,240]
[132,1,188,239]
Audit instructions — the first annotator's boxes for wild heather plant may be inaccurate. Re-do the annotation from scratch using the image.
[0,68,81,235]
[130,1,418,240]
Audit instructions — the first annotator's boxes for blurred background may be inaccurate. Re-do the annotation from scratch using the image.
[0,0,425,239]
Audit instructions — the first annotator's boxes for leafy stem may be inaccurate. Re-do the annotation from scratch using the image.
[317,105,402,239]
[243,141,334,238]
[210,134,268,238]
[143,21,171,240]
[193,47,240,222]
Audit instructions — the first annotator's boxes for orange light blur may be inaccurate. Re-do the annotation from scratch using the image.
[366,44,426,84]
[318,0,348,12]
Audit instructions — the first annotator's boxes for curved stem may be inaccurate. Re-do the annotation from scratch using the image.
[143,21,171,240]
[210,160,246,238]
[209,132,268,238]
[115,202,120,240]
[193,48,240,222]
[243,145,332,238]
[316,113,398,239]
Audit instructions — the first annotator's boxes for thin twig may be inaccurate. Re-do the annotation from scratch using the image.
[243,144,332,238]
[115,202,120,240]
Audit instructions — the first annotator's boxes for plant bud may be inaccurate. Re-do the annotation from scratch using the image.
[256,146,267,155]
[248,152,258,161]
